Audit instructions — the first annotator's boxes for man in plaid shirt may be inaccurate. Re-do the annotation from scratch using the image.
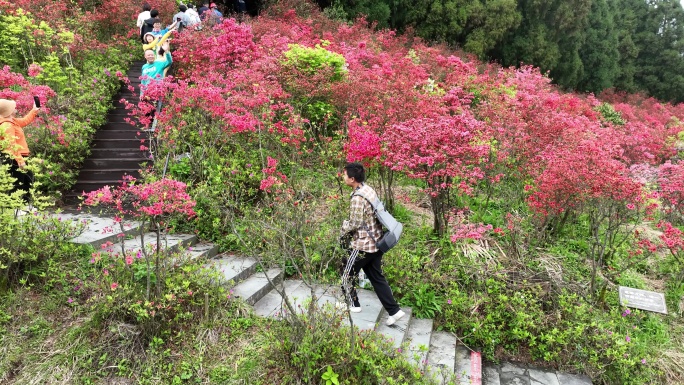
[339,162,405,326]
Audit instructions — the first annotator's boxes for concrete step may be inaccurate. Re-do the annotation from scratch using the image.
[206,255,258,284]
[59,213,142,248]
[101,232,198,257]
[231,268,284,305]
[375,307,412,349]
[427,331,457,383]
[404,317,433,373]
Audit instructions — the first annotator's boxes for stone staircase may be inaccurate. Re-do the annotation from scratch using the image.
[63,213,593,385]
[67,61,148,201]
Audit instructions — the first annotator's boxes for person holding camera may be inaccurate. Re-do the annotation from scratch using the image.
[338,162,405,326]
[0,98,40,203]
[173,4,191,32]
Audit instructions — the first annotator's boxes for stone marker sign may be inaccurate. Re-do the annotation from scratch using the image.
[619,286,668,314]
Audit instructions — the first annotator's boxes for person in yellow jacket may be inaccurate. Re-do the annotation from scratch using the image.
[0,98,39,203]
[142,29,174,58]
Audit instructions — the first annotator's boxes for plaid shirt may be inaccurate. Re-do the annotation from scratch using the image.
[341,183,384,253]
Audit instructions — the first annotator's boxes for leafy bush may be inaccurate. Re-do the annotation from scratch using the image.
[283,43,347,82]
[0,165,85,290]
[267,308,431,384]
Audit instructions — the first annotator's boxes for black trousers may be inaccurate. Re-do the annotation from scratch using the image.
[340,249,401,316]
[2,156,33,203]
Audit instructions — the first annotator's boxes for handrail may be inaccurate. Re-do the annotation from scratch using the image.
[148,99,173,178]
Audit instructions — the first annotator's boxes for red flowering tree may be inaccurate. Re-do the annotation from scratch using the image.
[383,113,491,236]
[657,161,684,223]
[656,221,684,283]
[84,177,196,300]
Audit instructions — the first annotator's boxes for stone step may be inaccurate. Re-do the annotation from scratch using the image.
[253,279,306,317]
[206,255,258,284]
[89,148,147,159]
[482,362,592,385]
[94,130,143,140]
[99,122,137,130]
[187,242,219,260]
[82,158,148,170]
[101,232,198,257]
[232,268,284,305]
[484,364,500,385]
[107,110,134,116]
[404,317,433,373]
[71,180,127,194]
[454,345,480,385]
[77,169,141,181]
[346,288,385,331]
[427,331,457,383]
[166,241,219,266]
[375,307,412,349]
[59,213,142,248]
[92,139,142,149]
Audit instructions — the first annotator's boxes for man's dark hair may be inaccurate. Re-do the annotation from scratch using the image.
[150,9,159,18]
[179,4,187,12]
[143,3,151,11]
[344,162,366,183]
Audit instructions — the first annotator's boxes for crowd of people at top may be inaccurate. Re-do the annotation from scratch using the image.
[0,2,249,210]
[136,2,246,97]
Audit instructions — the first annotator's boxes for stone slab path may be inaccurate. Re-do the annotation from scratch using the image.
[64,213,592,385]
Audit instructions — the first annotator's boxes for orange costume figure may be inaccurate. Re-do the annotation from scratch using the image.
[0,98,39,202]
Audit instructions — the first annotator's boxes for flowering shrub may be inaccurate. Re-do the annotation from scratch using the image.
[384,114,491,235]
[0,1,138,194]
[84,177,196,300]
[657,161,684,223]
[21,1,678,383]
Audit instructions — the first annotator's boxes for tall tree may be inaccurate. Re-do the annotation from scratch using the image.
[577,0,620,93]
[613,0,644,92]
[493,0,592,89]
[633,0,684,102]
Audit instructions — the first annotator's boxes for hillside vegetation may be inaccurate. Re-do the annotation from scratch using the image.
[1,0,684,384]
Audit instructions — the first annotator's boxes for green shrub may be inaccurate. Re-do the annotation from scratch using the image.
[0,165,86,290]
[283,43,347,82]
[268,308,431,384]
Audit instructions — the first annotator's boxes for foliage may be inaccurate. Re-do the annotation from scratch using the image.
[400,283,443,319]
[384,113,491,235]
[267,307,430,385]
[322,0,684,103]
[0,1,137,194]
[83,177,196,301]
[2,1,684,384]
[283,43,347,82]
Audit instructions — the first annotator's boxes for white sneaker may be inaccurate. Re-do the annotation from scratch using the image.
[335,302,362,313]
[386,309,405,326]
